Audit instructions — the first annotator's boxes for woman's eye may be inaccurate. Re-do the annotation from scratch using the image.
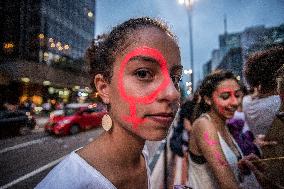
[134,69,153,81]
[220,93,230,100]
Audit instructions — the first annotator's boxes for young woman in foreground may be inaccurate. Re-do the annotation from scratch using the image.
[188,70,260,189]
[36,17,183,189]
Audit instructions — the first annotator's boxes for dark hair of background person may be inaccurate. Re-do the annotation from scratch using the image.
[239,82,249,97]
[243,46,284,94]
[177,99,199,132]
[196,70,238,114]
[170,93,201,157]
[276,64,284,95]
[85,17,178,92]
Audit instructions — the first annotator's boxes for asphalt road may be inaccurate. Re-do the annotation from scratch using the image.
[0,127,104,189]
[0,119,162,189]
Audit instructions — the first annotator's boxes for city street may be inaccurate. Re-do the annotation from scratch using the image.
[0,117,104,189]
[0,117,162,189]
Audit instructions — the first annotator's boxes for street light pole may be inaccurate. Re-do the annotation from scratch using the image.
[178,0,195,92]
[187,7,194,92]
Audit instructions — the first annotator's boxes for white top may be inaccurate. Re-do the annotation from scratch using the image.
[243,95,281,135]
[35,146,151,189]
[187,132,241,189]
[188,115,261,189]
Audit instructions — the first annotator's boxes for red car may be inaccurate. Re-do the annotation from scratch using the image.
[45,103,106,135]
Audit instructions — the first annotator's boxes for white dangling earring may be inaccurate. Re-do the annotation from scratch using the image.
[102,114,112,131]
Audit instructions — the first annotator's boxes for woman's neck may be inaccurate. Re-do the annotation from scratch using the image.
[94,123,146,166]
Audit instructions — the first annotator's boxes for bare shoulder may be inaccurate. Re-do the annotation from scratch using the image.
[192,116,217,136]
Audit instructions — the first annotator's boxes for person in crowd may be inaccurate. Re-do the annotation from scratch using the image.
[259,64,284,186]
[238,154,284,189]
[36,17,183,189]
[170,95,201,157]
[170,97,201,187]
[187,70,260,189]
[226,84,261,157]
[242,46,284,141]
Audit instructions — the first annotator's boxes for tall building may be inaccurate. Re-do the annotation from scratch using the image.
[203,23,284,82]
[211,32,241,70]
[0,0,95,106]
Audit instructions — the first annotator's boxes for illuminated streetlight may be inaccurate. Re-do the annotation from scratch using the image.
[43,80,51,86]
[186,81,192,86]
[38,33,44,39]
[4,42,14,49]
[184,69,193,75]
[21,77,30,83]
[88,11,93,18]
[64,44,69,50]
[56,42,61,47]
[178,0,196,92]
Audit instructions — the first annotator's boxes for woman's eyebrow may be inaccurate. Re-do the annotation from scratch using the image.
[218,88,241,93]
[129,56,183,73]
[129,55,159,64]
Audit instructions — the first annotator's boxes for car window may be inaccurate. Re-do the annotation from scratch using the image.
[64,108,79,116]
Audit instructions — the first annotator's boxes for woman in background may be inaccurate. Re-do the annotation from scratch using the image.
[188,70,260,189]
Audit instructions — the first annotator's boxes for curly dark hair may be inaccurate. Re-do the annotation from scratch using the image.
[85,17,177,91]
[243,46,284,94]
[197,70,238,113]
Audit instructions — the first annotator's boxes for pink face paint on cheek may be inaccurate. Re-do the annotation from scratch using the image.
[213,87,240,115]
[212,94,226,115]
[117,46,171,129]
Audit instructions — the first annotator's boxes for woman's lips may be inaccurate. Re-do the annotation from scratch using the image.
[145,113,174,125]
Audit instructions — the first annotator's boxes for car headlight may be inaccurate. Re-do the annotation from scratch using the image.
[58,120,71,125]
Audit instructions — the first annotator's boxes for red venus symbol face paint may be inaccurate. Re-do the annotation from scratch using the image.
[117,46,171,129]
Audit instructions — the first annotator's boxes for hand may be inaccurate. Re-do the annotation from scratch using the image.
[238,154,284,189]
[254,134,277,147]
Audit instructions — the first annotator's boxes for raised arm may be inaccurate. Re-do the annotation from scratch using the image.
[192,118,240,189]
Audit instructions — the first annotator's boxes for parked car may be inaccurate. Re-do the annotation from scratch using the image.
[0,110,36,138]
[45,103,107,135]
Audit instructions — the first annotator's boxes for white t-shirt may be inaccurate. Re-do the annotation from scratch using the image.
[35,146,151,189]
[242,95,281,136]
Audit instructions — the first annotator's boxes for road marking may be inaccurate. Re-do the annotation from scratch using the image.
[0,156,65,189]
[0,137,48,154]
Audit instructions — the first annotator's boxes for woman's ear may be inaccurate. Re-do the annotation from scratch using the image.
[204,96,212,106]
[94,74,110,104]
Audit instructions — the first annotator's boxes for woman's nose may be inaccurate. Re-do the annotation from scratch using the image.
[157,77,180,103]
[231,96,240,106]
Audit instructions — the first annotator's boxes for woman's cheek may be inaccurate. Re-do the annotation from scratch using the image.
[213,97,226,115]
